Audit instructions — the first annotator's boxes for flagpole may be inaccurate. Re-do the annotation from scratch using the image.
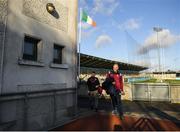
[78,8,82,81]
[75,8,82,116]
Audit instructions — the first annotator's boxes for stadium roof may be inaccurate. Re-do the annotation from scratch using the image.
[80,53,148,71]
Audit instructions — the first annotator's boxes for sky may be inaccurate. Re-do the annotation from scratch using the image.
[79,0,180,71]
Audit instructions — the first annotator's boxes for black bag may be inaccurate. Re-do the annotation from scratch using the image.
[108,85,116,95]
[102,79,109,91]
[102,78,115,95]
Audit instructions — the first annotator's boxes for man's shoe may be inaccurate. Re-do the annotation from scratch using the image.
[112,110,116,115]
[112,110,118,115]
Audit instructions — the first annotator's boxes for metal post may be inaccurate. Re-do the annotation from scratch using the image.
[161,43,165,80]
[131,83,134,101]
[75,7,82,117]
[168,83,171,102]
[78,8,82,80]
[148,83,152,106]
[153,27,163,82]
[156,31,161,73]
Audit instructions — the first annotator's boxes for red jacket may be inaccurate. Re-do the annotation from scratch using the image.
[107,71,124,92]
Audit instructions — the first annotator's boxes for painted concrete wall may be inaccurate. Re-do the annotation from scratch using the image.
[0,0,78,130]
[1,0,77,94]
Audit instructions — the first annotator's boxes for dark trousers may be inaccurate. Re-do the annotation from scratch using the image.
[110,89,123,116]
[89,91,98,109]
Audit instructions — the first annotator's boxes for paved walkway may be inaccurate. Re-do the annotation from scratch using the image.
[52,96,180,131]
[78,96,180,120]
[53,112,180,131]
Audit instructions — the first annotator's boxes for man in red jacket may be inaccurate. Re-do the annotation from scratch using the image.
[106,64,125,119]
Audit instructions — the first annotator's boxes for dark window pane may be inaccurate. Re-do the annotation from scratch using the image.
[54,48,59,59]
[53,44,63,64]
[23,36,40,61]
[24,41,34,55]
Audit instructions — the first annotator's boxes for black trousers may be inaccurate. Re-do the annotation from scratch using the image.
[89,91,98,109]
[110,89,123,116]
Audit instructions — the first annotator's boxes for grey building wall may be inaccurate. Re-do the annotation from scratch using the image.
[0,0,78,130]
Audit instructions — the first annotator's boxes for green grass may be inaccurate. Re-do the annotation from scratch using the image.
[164,79,180,84]
[133,79,180,84]
[133,79,157,83]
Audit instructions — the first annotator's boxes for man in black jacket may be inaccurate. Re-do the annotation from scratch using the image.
[87,71,100,111]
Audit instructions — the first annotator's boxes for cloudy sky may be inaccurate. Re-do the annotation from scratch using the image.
[79,0,180,71]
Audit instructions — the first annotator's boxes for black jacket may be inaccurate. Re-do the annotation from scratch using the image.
[87,76,100,91]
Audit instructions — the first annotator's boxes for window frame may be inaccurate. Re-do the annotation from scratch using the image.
[18,34,44,67]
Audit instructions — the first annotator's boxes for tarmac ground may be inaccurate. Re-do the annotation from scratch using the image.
[52,96,180,131]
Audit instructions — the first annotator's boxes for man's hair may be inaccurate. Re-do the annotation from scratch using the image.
[92,71,95,73]
[113,63,119,67]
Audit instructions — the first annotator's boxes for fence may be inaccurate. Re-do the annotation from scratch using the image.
[132,83,170,101]
[131,83,180,103]
[78,82,180,103]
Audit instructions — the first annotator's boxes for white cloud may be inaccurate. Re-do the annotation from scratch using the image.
[92,0,120,15]
[95,34,112,48]
[137,29,180,55]
[118,18,141,30]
